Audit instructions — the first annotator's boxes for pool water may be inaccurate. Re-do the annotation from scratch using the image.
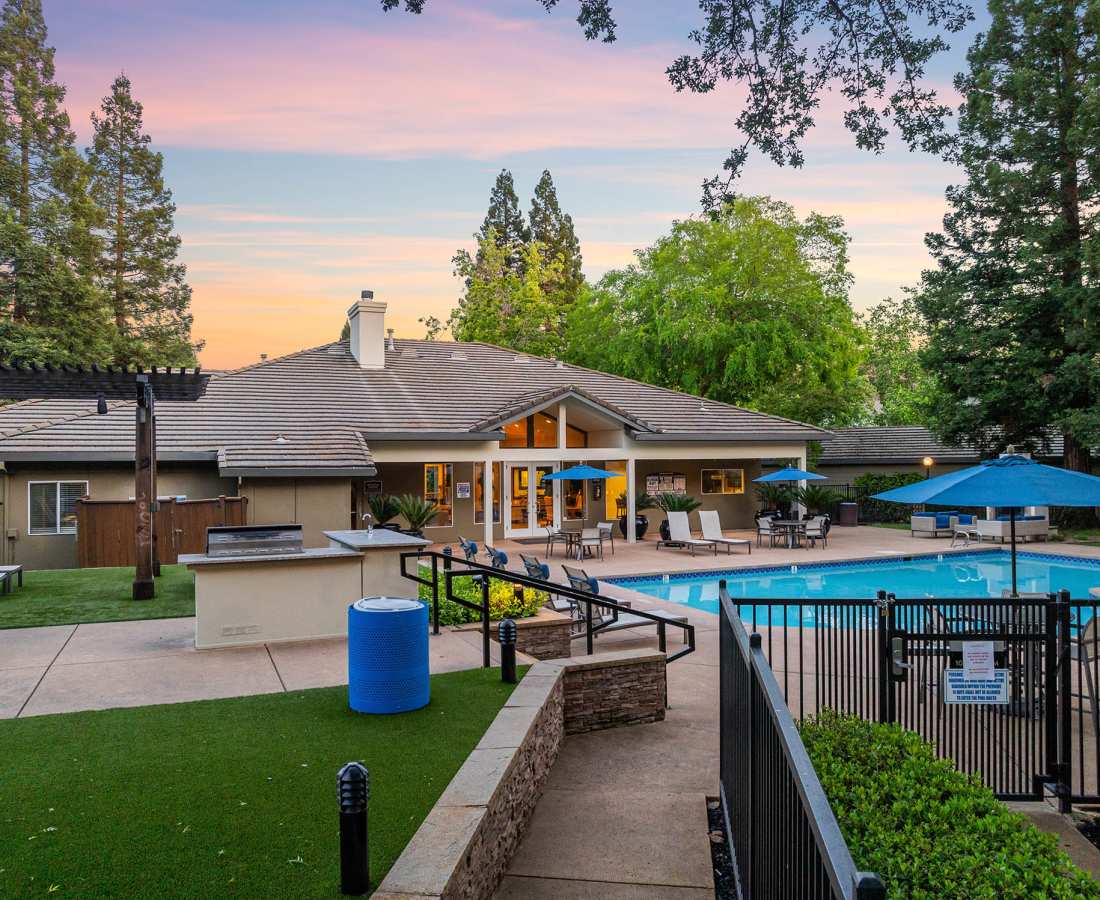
[610,550,1100,625]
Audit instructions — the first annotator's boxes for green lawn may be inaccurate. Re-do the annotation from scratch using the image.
[868,522,910,530]
[0,564,195,629]
[0,668,520,898]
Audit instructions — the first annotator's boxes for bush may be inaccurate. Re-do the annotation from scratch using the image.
[853,471,924,523]
[800,711,1100,898]
[417,571,545,626]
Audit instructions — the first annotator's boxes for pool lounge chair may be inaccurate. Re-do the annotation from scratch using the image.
[521,554,583,633]
[698,510,751,555]
[658,511,718,556]
[562,564,689,641]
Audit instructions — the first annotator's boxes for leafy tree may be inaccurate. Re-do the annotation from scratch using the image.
[859,295,937,426]
[0,0,101,318]
[528,169,583,306]
[564,197,869,426]
[475,169,529,273]
[449,231,565,358]
[916,0,1100,472]
[87,75,198,365]
[381,0,971,203]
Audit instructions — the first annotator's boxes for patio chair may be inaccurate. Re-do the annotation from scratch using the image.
[457,536,479,563]
[698,510,751,555]
[561,564,689,642]
[485,545,509,570]
[597,521,616,555]
[545,526,572,559]
[756,515,779,548]
[658,510,717,556]
[578,527,604,560]
[520,553,582,630]
[804,516,828,549]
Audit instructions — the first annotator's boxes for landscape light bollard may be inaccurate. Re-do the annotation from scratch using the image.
[337,761,370,896]
[499,618,518,684]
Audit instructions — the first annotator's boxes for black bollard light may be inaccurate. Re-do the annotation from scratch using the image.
[499,618,518,684]
[337,761,370,895]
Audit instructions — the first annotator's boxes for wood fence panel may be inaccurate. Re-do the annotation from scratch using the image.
[76,496,248,568]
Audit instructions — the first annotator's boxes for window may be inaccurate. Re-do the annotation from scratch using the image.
[29,481,88,535]
[501,420,527,448]
[563,478,585,520]
[473,462,501,524]
[701,468,745,495]
[423,464,453,527]
[497,413,588,449]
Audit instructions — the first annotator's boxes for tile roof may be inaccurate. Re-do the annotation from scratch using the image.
[818,426,1065,466]
[0,340,825,474]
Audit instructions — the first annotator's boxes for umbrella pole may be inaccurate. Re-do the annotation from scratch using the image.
[1010,510,1018,597]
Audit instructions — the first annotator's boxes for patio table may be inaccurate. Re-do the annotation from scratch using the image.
[771,520,807,549]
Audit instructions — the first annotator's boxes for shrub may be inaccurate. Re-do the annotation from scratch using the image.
[800,711,1100,898]
[852,471,924,523]
[366,493,401,525]
[417,571,545,625]
[394,494,440,532]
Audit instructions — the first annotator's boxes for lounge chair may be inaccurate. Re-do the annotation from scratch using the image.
[698,510,751,555]
[485,545,509,570]
[520,553,582,631]
[457,536,479,562]
[562,564,689,641]
[658,510,717,556]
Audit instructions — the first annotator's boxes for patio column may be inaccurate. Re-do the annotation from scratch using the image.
[483,457,494,548]
[794,450,807,518]
[625,457,637,543]
[557,402,567,449]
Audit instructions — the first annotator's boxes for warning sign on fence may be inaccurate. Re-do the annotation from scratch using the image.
[943,668,1009,704]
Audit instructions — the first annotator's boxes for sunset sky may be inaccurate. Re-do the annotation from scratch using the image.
[48,0,985,369]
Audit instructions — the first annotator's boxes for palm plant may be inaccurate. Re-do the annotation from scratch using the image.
[367,493,401,526]
[754,483,794,510]
[653,493,701,513]
[796,484,840,515]
[394,494,440,534]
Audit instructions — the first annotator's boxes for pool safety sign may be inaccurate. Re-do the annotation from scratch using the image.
[944,668,1009,705]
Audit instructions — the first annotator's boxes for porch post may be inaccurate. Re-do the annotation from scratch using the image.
[795,449,807,518]
[626,457,637,544]
[483,458,494,548]
[557,402,567,449]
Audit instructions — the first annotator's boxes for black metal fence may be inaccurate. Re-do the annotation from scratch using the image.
[725,586,1100,807]
[719,583,885,899]
[399,549,697,667]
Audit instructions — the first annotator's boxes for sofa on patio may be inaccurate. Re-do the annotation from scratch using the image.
[910,511,964,537]
[975,515,1051,543]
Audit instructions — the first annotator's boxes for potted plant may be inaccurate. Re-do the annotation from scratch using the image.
[654,493,702,542]
[796,484,839,517]
[394,494,440,537]
[616,492,656,540]
[754,483,795,519]
[367,493,402,530]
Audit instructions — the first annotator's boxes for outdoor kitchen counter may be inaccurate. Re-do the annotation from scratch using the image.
[323,529,431,551]
[179,547,361,566]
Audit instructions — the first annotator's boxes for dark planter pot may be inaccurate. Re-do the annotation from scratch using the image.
[618,514,649,540]
[659,519,671,542]
[379,522,402,532]
[400,528,425,538]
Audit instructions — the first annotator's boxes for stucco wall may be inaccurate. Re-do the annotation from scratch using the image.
[636,458,762,531]
[2,462,235,570]
[816,462,971,485]
[238,477,352,548]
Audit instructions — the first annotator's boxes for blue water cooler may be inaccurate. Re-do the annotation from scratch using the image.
[347,597,430,714]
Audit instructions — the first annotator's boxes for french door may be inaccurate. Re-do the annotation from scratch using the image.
[504,463,558,538]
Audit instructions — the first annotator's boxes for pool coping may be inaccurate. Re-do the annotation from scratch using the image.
[605,545,1100,591]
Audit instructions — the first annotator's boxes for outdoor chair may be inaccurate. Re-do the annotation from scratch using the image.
[804,516,828,548]
[520,553,582,631]
[485,545,509,570]
[578,527,604,560]
[545,526,572,559]
[658,510,717,556]
[756,515,780,548]
[561,564,689,642]
[597,520,616,555]
[698,510,751,555]
[457,536,478,563]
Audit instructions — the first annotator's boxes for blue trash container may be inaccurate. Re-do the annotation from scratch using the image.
[348,597,429,714]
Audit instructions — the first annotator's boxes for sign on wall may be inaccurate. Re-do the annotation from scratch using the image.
[456,482,471,500]
[646,472,687,495]
[943,668,1009,704]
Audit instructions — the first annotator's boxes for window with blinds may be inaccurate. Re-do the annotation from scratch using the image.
[28,481,88,534]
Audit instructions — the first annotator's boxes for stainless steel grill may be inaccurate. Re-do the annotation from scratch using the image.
[205,524,304,557]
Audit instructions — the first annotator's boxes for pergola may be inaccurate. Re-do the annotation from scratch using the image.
[0,364,211,599]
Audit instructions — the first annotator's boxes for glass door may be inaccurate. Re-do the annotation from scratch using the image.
[504,463,559,537]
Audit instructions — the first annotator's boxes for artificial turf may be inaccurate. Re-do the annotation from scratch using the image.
[0,667,520,898]
[0,564,195,629]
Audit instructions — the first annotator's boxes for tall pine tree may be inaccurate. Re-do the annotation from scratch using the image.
[916,0,1100,472]
[528,169,583,307]
[87,74,199,365]
[0,0,112,364]
[476,169,528,273]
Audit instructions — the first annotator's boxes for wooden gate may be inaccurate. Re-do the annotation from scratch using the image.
[76,496,248,568]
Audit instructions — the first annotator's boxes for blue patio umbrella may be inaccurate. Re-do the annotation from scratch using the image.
[872,455,1100,595]
[540,464,617,481]
[754,467,827,483]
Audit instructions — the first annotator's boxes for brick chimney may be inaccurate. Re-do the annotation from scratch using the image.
[346,290,387,369]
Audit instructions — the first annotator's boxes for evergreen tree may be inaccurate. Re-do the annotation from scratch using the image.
[916,0,1100,471]
[476,169,528,272]
[87,74,198,365]
[528,169,583,306]
[0,0,101,321]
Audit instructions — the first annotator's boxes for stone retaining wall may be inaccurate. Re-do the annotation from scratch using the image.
[512,611,573,660]
[374,648,666,900]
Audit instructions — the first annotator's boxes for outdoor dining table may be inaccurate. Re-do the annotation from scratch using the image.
[771,519,807,549]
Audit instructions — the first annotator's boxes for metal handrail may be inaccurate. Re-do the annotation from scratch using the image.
[719,581,884,899]
[400,549,696,667]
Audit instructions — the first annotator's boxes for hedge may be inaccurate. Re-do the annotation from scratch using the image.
[800,711,1100,899]
[853,471,925,523]
[417,572,545,626]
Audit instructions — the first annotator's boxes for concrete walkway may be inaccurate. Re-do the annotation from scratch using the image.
[0,618,502,719]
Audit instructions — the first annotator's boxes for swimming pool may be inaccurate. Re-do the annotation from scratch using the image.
[609,550,1100,622]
